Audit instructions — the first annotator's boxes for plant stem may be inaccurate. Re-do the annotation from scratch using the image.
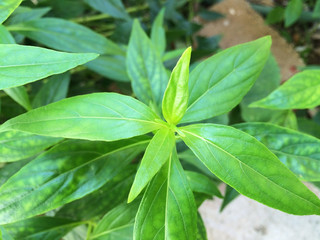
[72,4,149,23]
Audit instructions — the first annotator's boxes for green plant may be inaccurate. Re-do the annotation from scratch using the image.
[1,1,320,239]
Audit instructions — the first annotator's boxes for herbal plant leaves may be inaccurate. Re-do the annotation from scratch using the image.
[179,124,320,215]
[0,44,98,90]
[182,36,272,123]
[0,93,163,141]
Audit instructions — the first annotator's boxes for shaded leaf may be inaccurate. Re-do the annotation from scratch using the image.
[285,0,303,27]
[0,137,149,224]
[235,122,320,182]
[0,130,61,162]
[151,8,166,56]
[126,19,168,110]
[220,185,239,212]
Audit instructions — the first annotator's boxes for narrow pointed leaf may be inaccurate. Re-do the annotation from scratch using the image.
[84,0,131,21]
[11,18,124,55]
[235,122,320,182]
[6,6,51,25]
[32,72,70,108]
[134,150,197,240]
[0,137,149,224]
[0,44,98,90]
[162,47,191,125]
[0,130,61,162]
[179,124,320,215]
[128,128,175,202]
[250,70,320,110]
[181,36,271,123]
[0,93,163,141]
[127,19,168,108]
[0,0,22,24]
[196,212,207,240]
[91,202,140,240]
[3,217,81,240]
[220,185,239,212]
[151,8,166,56]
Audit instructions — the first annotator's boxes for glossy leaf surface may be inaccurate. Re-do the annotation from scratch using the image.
[3,216,81,240]
[182,36,271,123]
[235,122,320,181]
[0,130,61,162]
[129,128,175,202]
[0,44,98,90]
[162,47,191,125]
[91,201,140,240]
[0,137,148,224]
[179,124,320,215]
[134,150,197,240]
[0,93,163,141]
[127,19,168,109]
[250,70,320,110]
[0,0,22,24]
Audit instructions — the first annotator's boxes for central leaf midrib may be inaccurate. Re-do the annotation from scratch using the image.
[181,129,320,210]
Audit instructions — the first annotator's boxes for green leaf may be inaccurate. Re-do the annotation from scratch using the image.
[0,25,15,43]
[86,55,129,82]
[181,36,272,123]
[10,18,124,55]
[0,130,61,162]
[162,48,186,62]
[128,128,175,202]
[0,44,98,90]
[313,0,320,19]
[0,0,22,24]
[127,19,168,109]
[162,47,191,125]
[297,117,320,139]
[3,216,81,240]
[185,171,222,198]
[0,226,14,240]
[4,86,32,111]
[179,123,320,215]
[134,149,197,240]
[84,0,131,21]
[91,201,140,240]
[240,54,281,122]
[269,110,298,130]
[266,6,285,24]
[151,8,166,56]
[56,166,137,220]
[0,159,31,186]
[235,122,320,182]
[5,6,51,25]
[32,72,70,108]
[284,0,303,27]
[250,70,320,110]
[0,137,148,224]
[220,185,239,212]
[0,93,163,141]
[196,212,207,240]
